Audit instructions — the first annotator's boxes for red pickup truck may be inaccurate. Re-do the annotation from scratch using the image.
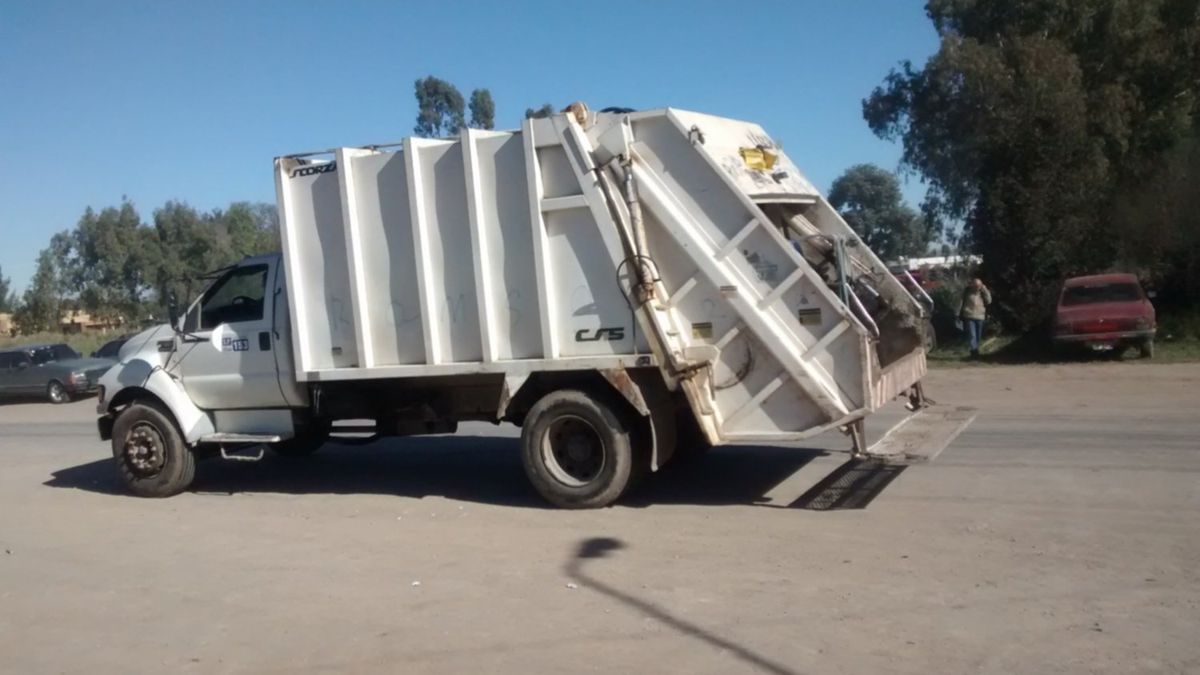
[1053,273,1156,358]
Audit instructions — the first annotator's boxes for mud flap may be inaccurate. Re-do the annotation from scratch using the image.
[865,405,977,462]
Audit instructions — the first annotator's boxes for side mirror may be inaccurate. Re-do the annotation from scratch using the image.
[166,290,180,330]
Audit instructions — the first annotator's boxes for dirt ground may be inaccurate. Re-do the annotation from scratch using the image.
[1,362,1198,674]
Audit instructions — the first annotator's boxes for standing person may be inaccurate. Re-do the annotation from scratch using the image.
[959,278,992,359]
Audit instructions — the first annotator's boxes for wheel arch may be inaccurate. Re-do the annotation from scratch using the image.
[503,368,677,472]
[103,364,214,445]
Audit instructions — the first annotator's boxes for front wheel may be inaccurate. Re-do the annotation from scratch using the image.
[520,390,636,509]
[47,380,70,404]
[111,402,195,497]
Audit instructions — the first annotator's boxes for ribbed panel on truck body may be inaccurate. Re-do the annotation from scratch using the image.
[274,108,926,443]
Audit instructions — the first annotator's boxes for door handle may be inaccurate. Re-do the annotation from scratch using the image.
[259,331,271,351]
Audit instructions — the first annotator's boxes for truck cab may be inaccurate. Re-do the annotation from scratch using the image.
[97,253,315,496]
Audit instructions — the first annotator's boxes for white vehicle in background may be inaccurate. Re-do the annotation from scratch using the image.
[97,104,932,508]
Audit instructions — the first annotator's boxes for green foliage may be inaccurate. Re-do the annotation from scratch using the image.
[468,88,495,130]
[413,76,466,138]
[148,200,280,318]
[928,280,966,342]
[54,201,155,324]
[10,199,280,335]
[14,249,61,333]
[828,164,934,261]
[1111,134,1200,307]
[1157,310,1200,342]
[864,0,1200,330]
[0,265,12,313]
[525,103,554,119]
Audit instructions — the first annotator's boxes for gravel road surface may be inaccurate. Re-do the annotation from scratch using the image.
[1,363,1198,674]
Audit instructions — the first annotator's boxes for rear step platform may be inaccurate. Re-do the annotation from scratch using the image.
[199,432,292,463]
[865,405,977,462]
[199,432,288,444]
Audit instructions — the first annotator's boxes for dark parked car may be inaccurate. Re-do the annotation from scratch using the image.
[0,343,116,403]
[91,336,130,360]
[1052,273,1156,358]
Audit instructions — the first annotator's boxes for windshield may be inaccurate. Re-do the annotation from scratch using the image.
[184,264,269,331]
[31,347,58,365]
[1061,282,1142,307]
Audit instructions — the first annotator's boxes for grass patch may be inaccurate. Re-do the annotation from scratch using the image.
[929,330,1200,367]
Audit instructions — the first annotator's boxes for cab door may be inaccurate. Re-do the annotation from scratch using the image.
[176,259,290,411]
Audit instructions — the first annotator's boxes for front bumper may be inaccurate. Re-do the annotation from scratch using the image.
[1053,329,1155,345]
[67,381,101,395]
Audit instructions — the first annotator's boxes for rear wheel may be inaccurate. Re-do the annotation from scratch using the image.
[47,380,70,404]
[520,390,635,509]
[1140,338,1155,359]
[111,402,195,497]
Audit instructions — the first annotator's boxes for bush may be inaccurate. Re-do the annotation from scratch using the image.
[1157,311,1200,342]
[929,281,966,345]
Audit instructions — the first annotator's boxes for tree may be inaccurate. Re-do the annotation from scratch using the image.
[829,164,933,262]
[413,76,466,138]
[524,103,555,119]
[13,249,61,333]
[218,201,280,259]
[863,0,1200,329]
[54,200,154,324]
[150,201,226,315]
[468,88,495,130]
[0,265,12,313]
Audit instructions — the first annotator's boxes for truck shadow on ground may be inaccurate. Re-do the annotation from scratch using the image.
[45,436,900,510]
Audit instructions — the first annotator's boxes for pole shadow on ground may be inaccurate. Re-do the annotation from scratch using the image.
[565,537,801,675]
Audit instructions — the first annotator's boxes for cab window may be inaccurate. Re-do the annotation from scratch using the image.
[190,265,269,331]
[52,344,80,361]
[31,347,58,365]
[1061,282,1142,307]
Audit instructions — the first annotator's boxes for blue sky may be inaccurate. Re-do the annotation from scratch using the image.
[0,1,937,294]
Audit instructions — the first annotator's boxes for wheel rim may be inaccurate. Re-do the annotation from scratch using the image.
[123,422,167,478]
[48,382,66,403]
[541,415,605,487]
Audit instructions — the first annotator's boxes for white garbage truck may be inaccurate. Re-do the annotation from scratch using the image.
[97,104,931,508]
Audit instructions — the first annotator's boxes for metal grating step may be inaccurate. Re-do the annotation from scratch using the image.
[865,405,977,462]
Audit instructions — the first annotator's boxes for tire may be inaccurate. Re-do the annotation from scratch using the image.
[111,402,195,497]
[1140,338,1155,359]
[520,389,635,509]
[47,380,70,404]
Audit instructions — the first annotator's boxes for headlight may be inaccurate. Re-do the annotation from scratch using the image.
[68,372,87,387]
